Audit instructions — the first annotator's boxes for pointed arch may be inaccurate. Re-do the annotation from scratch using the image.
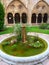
[31,0,49,24]
[7,0,27,10]
[36,0,49,6]
[6,0,28,24]
[32,0,49,14]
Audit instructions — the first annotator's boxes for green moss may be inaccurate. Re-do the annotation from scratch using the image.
[0,36,48,57]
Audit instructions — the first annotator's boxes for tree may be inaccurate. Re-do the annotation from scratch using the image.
[0,2,5,31]
[14,24,27,43]
[21,25,27,43]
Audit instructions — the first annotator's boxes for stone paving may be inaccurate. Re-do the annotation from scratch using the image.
[0,33,49,65]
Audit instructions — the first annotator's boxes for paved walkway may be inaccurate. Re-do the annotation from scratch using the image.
[0,33,49,65]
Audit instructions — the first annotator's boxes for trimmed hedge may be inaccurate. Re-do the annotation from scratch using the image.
[0,2,5,31]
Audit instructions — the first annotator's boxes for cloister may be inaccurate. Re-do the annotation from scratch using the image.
[0,0,49,65]
[1,0,49,25]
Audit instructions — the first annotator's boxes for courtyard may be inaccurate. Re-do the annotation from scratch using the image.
[0,0,49,65]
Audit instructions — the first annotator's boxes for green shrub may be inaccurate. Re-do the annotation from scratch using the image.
[46,25,49,29]
[0,21,4,31]
[5,42,10,45]
[0,2,5,31]
[39,23,49,29]
[32,41,43,48]
[14,24,22,41]
[39,23,47,29]
[33,36,39,42]
[2,42,10,46]
[11,44,17,48]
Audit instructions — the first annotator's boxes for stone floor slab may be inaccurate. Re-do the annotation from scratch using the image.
[42,59,49,65]
[0,61,9,65]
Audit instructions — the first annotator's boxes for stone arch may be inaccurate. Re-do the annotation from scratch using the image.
[7,12,13,24]
[31,13,36,23]
[22,13,27,23]
[37,13,42,23]
[6,0,27,25]
[43,13,48,23]
[31,0,49,24]
[32,0,49,13]
[7,0,27,10]
[14,13,20,23]
[6,0,27,13]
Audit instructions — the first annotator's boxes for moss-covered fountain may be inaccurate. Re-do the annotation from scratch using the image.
[0,24,49,65]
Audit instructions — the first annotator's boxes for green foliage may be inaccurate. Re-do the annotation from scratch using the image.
[2,42,10,46]
[14,24,21,34]
[5,42,10,45]
[33,36,39,42]
[1,36,48,56]
[3,25,7,30]
[11,44,17,49]
[28,36,43,48]
[0,25,49,35]
[17,33,22,41]
[0,21,4,31]
[0,2,5,31]
[14,24,22,41]
[0,27,14,35]
[25,25,30,33]
[46,25,49,29]
[32,41,43,48]
[39,23,49,29]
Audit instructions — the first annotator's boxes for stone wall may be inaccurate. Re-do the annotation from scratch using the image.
[1,0,49,25]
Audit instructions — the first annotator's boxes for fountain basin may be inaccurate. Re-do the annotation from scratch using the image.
[0,33,49,65]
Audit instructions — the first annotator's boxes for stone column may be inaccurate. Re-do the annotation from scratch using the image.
[36,14,38,24]
[27,0,31,26]
[4,13,8,26]
[47,15,49,23]
[27,11,31,25]
[42,14,43,23]
[4,5,8,26]
[20,14,22,24]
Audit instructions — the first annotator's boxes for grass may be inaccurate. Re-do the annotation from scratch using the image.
[0,27,14,35]
[0,26,49,35]
[27,26,49,34]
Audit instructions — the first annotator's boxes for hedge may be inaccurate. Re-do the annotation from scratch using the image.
[0,2,5,31]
